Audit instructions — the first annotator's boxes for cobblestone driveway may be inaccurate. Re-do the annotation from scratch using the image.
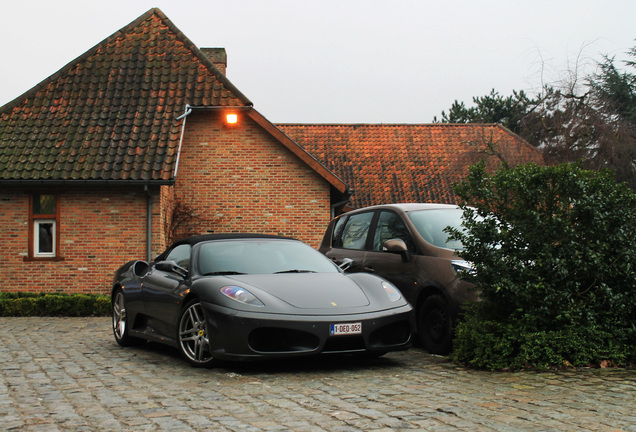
[0,317,634,431]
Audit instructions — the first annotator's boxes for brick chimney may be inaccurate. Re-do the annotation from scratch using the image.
[200,48,227,75]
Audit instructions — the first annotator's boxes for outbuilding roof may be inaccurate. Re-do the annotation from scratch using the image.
[0,8,251,184]
[278,123,543,208]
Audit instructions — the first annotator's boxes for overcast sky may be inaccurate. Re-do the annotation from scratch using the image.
[1,0,634,123]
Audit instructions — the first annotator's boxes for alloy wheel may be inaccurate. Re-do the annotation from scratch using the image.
[178,301,214,366]
[113,291,127,341]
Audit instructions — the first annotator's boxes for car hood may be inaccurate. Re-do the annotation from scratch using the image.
[227,273,370,309]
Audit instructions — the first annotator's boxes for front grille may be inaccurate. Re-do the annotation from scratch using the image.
[368,320,411,347]
[248,328,320,353]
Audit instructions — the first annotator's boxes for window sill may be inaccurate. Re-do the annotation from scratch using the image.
[23,256,66,262]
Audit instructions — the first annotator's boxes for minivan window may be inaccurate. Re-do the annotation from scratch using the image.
[331,215,348,247]
[407,208,465,250]
[372,211,415,252]
[339,212,374,250]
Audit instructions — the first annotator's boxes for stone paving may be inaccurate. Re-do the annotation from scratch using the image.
[0,317,634,432]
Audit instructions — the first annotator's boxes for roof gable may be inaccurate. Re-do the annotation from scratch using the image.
[0,8,251,183]
[277,123,544,208]
[245,109,348,194]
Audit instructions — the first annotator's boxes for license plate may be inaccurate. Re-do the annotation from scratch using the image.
[330,322,362,335]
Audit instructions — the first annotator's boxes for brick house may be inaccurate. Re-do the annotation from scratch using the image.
[278,124,543,209]
[0,9,543,295]
[0,8,348,294]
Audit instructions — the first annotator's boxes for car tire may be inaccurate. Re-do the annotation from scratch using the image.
[112,289,144,347]
[178,299,216,367]
[418,294,453,355]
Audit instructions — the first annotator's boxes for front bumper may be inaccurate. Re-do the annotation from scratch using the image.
[201,301,414,361]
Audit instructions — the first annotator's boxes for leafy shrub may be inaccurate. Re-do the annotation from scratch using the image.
[448,162,636,370]
[0,292,110,317]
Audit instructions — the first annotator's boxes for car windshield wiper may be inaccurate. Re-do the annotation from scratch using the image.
[203,271,247,276]
[275,269,317,274]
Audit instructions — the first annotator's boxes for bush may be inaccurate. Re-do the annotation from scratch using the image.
[0,292,110,317]
[448,162,636,370]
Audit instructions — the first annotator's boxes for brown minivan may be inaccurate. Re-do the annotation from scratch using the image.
[319,203,476,354]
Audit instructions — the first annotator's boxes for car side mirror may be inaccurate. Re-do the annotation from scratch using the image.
[133,260,149,277]
[155,260,188,278]
[383,239,411,262]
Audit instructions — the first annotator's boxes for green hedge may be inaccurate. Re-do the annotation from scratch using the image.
[0,292,110,317]
[447,162,636,370]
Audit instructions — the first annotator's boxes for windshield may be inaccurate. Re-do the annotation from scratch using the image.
[407,208,466,250]
[197,239,340,275]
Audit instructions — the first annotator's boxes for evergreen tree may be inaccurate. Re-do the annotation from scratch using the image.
[435,42,636,189]
[435,89,539,138]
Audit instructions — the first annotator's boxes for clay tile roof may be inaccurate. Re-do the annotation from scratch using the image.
[0,8,251,184]
[277,123,543,208]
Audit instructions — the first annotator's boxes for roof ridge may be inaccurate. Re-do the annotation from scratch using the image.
[152,10,252,107]
[0,8,251,114]
[492,123,536,152]
[275,123,501,127]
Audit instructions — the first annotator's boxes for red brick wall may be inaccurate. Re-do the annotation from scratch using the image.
[0,113,334,294]
[0,186,164,294]
[174,111,332,247]
[158,184,176,250]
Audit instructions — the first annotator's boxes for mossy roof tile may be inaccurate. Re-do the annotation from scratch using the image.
[278,123,543,208]
[0,8,251,183]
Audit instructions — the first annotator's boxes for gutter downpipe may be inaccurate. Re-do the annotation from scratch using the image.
[144,184,152,262]
[143,103,193,261]
[331,196,351,219]
[146,103,193,261]
[144,104,192,262]
[174,104,193,178]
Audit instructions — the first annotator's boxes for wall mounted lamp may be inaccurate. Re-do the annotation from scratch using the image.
[226,113,238,124]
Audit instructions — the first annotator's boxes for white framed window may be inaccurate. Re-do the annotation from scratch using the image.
[27,194,61,260]
[34,219,56,257]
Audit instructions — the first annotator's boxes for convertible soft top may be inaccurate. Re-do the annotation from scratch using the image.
[155,233,296,261]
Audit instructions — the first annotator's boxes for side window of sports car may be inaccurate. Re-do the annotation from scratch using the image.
[165,244,191,269]
[29,194,60,259]
[372,211,416,252]
[339,212,374,250]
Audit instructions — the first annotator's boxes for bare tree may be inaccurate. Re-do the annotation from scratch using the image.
[165,200,226,244]
[529,45,636,189]
[462,126,510,168]
[436,42,636,190]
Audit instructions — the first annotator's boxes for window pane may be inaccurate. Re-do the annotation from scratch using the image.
[197,240,338,275]
[407,209,466,250]
[373,211,415,252]
[37,222,54,254]
[340,212,374,250]
[331,216,348,248]
[34,195,56,215]
[165,244,191,269]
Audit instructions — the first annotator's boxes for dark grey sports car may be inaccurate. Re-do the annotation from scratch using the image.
[111,234,413,367]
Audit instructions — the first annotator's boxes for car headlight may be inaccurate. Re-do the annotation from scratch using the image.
[382,281,402,302]
[220,286,264,307]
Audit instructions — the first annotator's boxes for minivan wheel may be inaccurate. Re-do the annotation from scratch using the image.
[418,294,452,355]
